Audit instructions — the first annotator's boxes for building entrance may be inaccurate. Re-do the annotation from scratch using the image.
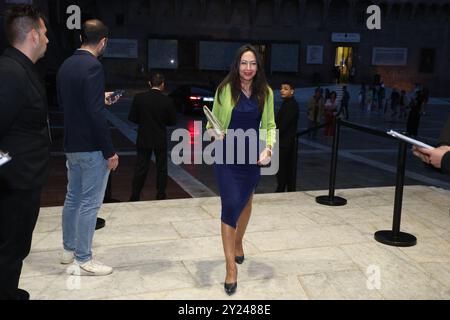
[335,46,353,83]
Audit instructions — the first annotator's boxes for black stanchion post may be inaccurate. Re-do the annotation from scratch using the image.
[316,118,347,206]
[375,140,417,247]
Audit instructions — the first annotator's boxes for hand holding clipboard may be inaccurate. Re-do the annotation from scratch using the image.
[204,106,225,140]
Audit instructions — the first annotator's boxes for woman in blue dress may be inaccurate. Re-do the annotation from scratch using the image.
[206,45,276,295]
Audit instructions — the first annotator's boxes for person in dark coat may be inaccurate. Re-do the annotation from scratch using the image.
[406,91,423,137]
[0,4,50,300]
[275,82,299,192]
[128,73,177,201]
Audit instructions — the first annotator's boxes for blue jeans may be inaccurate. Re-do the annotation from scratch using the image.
[62,152,110,262]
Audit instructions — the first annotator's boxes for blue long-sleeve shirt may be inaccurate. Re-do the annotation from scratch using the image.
[57,50,114,159]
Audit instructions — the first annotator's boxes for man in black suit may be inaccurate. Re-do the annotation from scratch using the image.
[57,20,119,276]
[0,5,50,300]
[129,73,177,201]
[275,82,299,192]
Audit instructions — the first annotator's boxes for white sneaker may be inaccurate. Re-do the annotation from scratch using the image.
[60,249,74,265]
[69,259,113,276]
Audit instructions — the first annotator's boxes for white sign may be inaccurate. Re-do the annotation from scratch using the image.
[331,33,360,43]
[306,45,323,64]
[103,39,138,59]
[372,47,408,66]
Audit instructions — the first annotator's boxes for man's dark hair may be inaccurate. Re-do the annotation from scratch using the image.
[281,82,295,90]
[80,19,109,45]
[4,4,44,45]
[149,73,165,87]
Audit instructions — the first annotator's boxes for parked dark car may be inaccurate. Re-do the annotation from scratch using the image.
[168,85,215,114]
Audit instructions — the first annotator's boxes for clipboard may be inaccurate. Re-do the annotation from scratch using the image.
[0,151,12,167]
[203,105,224,136]
[387,130,434,149]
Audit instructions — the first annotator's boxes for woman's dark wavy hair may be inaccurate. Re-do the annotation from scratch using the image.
[217,44,269,113]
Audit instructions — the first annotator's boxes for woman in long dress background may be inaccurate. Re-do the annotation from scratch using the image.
[206,44,276,295]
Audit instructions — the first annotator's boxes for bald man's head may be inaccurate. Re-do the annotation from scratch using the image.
[80,19,109,46]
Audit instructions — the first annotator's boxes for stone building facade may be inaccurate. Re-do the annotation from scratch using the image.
[1,0,450,95]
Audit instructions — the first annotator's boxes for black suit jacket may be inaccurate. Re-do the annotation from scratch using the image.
[0,47,51,190]
[275,97,299,149]
[57,50,115,159]
[128,89,177,149]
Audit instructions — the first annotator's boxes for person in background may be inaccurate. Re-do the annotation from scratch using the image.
[406,90,423,137]
[128,73,177,201]
[337,85,350,120]
[421,87,429,116]
[324,91,338,137]
[398,90,408,120]
[389,88,400,119]
[57,19,120,276]
[378,82,385,112]
[359,84,366,110]
[275,82,299,192]
[307,89,325,139]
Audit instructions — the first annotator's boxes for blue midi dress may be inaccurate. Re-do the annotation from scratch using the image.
[214,93,262,229]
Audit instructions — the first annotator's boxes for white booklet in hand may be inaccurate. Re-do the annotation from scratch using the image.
[0,151,12,167]
[203,105,224,136]
[387,130,434,149]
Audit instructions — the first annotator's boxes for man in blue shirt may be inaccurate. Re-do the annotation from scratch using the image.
[57,19,120,276]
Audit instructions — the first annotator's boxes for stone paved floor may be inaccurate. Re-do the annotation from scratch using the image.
[22,185,450,300]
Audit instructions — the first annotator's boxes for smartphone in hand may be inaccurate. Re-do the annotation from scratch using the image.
[107,90,125,103]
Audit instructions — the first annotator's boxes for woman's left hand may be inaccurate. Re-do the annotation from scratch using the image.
[257,147,272,166]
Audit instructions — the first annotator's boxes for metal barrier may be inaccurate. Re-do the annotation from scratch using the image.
[293,123,327,190]
[296,118,418,247]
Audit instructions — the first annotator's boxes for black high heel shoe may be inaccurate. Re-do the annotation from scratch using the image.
[224,282,237,296]
[235,255,245,264]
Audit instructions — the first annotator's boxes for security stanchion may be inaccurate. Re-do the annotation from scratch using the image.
[375,140,417,247]
[316,118,347,206]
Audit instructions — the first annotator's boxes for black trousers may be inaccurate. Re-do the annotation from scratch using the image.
[276,145,297,192]
[0,188,41,300]
[131,147,168,200]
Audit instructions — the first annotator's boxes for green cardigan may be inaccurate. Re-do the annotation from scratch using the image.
[206,83,277,147]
